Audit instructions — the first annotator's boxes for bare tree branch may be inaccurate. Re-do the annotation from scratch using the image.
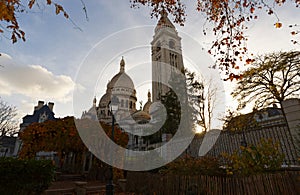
[232,51,300,110]
[0,98,18,137]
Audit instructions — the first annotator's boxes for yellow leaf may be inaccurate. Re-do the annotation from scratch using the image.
[275,22,282,28]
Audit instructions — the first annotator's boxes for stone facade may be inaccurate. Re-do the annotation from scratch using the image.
[151,11,185,102]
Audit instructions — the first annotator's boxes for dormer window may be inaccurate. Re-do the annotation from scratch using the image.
[38,111,48,123]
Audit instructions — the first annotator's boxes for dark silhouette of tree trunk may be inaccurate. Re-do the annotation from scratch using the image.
[186,70,218,132]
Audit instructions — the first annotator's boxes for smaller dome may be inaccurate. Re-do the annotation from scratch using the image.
[143,101,152,114]
[132,110,151,121]
[99,93,110,107]
[87,106,97,116]
[143,90,152,114]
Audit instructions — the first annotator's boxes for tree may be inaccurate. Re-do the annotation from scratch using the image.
[161,88,181,135]
[19,116,86,160]
[0,0,70,43]
[0,98,18,137]
[160,155,225,176]
[0,0,89,44]
[131,0,300,78]
[221,109,259,131]
[145,68,194,144]
[2,1,299,78]
[186,70,218,132]
[222,138,284,176]
[232,51,300,110]
[19,117,128,171]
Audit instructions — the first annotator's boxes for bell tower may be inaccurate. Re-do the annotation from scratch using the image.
[151,11,184,101]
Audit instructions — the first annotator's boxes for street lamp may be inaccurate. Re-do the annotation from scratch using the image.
[106,95,119,195]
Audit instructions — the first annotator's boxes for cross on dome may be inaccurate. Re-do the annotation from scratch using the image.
[120,56,125,72]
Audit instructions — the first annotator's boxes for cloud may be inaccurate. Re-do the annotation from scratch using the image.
[0,53,12,60]
[0,54,75,103]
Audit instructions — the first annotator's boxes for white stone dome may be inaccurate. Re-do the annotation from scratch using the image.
[108,72,134,90]
[99,57,137,111]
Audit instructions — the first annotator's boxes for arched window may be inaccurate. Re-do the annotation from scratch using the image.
[169,40,175,49]
[169,52,178,70]
[156,41,161,52]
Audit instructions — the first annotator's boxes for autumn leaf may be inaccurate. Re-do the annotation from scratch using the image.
[11,33,17,43]
[28,0,35,9]
[64,12,69,19]
[55,5,62,15]
[246,58,254,64]
[275,22,282,28]
[291,31,297,35]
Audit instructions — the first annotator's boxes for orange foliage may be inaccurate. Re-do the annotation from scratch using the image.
[100,121,129,147]
[19,117,129,161]
[0,0,68,43]
[19,116,85,159]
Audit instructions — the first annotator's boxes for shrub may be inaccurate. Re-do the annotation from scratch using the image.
[0,157,55,194]
[222,138,285,176]
[160,156,225,176]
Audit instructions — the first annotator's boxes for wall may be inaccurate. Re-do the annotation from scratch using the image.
[190,124,298,165]
[282,98,300,156]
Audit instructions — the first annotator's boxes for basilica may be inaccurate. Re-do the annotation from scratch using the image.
[81,11,185,150]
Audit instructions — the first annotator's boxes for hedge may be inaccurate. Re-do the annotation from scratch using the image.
[0,157,55,194]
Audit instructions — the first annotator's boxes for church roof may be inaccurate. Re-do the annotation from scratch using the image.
[107,72,134,90]
[22,105,56,124]
[155,10,175,33]
[132,110,151,121]
[107,58,135,90]
[99,92,110,107]
[99,58,136,107]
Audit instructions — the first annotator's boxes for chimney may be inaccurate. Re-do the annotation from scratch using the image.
[48,102,54,112]
[34,100,44,110]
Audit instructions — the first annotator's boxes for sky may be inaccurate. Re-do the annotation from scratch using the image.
[0,1,299,128]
